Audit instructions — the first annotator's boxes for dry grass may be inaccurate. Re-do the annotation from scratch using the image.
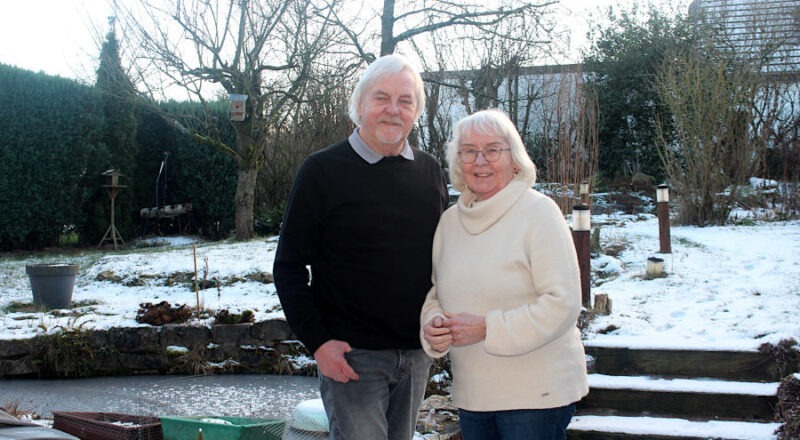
[1,400,39,420]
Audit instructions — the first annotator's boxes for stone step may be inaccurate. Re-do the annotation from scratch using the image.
[572,346,786,438]
[585,345,781,382]
[567,415,780,440]
[579,374,779,422]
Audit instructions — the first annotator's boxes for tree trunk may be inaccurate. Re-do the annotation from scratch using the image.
[380,0,396,56]
[235,167,257,240]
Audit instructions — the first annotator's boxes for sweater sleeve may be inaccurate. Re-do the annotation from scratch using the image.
[483,195,582,356]
[273,157,331,354]
[419,285,448,359]
[420,223,448,358]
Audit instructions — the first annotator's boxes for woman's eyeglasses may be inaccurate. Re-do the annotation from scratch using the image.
[458,148,511,164]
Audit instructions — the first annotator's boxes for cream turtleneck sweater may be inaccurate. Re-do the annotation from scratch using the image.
[420,179,589,411]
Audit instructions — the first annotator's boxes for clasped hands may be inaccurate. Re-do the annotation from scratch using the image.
[423,313,486,352]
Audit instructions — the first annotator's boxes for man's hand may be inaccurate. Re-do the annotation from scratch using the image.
[314,339,360,383]
[423,316,453,352]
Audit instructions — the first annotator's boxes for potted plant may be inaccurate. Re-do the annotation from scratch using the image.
[25,263,79,310]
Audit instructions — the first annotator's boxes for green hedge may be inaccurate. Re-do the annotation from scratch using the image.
[0,64,106,249]
[136,103,237,240]
[0,65,238,249]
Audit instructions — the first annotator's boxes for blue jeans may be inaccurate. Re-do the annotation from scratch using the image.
[319,348,431,440]
[458,404,576,440]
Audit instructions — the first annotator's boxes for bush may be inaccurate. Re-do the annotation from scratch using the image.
[0,65,105,250]
[777,374,800,440]
[255,201,285,236]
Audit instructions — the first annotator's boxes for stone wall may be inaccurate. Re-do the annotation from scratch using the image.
[0,318,312,378]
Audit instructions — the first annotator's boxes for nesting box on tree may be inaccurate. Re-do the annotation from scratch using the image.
[229,93,248,121]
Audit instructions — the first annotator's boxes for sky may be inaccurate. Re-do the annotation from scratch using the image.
[0,180,796,439]
[0,0,682,84]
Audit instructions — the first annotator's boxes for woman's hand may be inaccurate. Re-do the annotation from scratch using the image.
[423,316,453,352]
[443,313,486,347]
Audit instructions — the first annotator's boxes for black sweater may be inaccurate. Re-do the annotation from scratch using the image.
[274,140,448,354]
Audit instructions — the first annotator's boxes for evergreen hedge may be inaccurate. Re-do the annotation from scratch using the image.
[0,65,238,249]
[136,102,237,240]
[0,64,106,249]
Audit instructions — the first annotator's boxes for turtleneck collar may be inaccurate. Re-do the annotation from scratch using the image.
[457,180,529,234]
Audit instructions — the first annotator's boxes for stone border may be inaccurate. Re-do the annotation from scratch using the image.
[0,319,311,378]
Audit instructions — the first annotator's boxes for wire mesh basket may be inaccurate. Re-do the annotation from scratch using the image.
[52,411,162,440]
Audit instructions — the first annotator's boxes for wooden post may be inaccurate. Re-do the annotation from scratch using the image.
[593,293,611,315]
[657,184,671,254]
[572,204,591,308]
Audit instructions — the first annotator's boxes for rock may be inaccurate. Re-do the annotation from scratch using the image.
[417,395,460,439]
[252,319,293,342]
[165,271,194,286]
[246,271,274,284]
[161,324,210,350]
[96,270,122,283]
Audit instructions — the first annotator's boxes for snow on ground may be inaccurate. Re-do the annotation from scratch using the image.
[0,196,798,438]
[5,212,796,352]
[0,237,285,338]
[585,213,800,351]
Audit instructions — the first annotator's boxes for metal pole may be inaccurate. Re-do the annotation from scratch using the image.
[572,204,591,308]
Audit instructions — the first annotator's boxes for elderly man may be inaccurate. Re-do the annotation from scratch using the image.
[274,54,449,440]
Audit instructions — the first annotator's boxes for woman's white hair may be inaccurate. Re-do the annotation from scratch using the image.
[446,108,537,192]
[348,54,426,127]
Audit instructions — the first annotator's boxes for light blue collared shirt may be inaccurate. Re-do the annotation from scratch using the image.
[348,128,415,164]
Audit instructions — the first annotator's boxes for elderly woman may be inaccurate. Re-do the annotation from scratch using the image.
[420,109,588,440]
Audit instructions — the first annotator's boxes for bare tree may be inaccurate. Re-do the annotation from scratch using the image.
[756,79,800,218]
[378,0,556,57]
[321,0,556,64]
[443,22,599,215]
[710,2,800,219]
[256,64,357,229]
[113,0,570,239]
[406,4,601,221]
[655,44,761,226]
[540,65,599,214]
[114,0,343,239]
[412,2,564,168]
[657,1,800,225]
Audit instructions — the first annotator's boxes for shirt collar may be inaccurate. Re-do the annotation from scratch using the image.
[349,128,414,164]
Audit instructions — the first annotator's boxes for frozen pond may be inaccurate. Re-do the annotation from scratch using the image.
[0,374,320,420]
